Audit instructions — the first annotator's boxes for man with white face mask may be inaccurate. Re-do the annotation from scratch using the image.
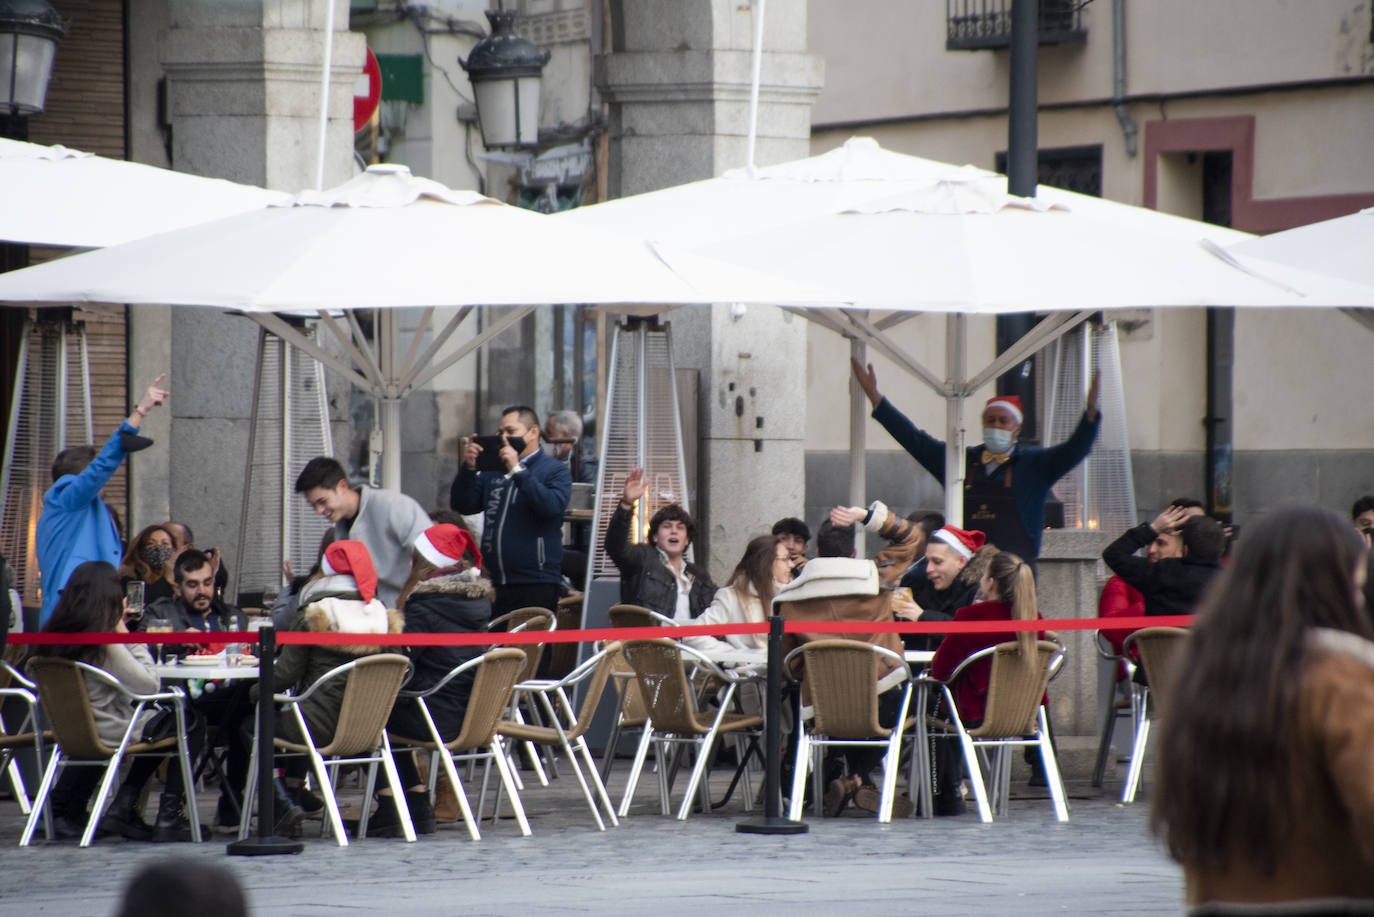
[852,360,1101,562]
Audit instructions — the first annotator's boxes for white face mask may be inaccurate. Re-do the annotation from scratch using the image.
[983,428,1014,454]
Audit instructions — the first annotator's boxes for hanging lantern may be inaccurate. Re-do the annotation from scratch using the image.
[459,9,549,150]
[0,0,66,117]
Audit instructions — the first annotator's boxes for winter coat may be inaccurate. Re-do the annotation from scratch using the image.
[36,422,135,624]
[386,571,493,743]
[928,600,1046,724]
[1185,628,1374,908]
[684,583,771,653]
[775,557,905,705]
[903,547,991,651]
[859,500,928,589]
[332,485,431,609]
[1103,523,1221,618]
[450,449,571,587]
[84,643,161,747]
[603,503,715,620]
[263,597,404,746]
[871,397,1099,557]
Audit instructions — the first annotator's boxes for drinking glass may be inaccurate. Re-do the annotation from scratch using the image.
[145,616,173,664]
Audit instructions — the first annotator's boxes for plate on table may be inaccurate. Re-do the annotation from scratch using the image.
[181,654,225,666]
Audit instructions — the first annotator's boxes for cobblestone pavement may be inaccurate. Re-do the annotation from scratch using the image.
[0,763,1180,916]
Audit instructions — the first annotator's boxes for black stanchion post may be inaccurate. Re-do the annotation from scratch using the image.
[737,615,807,835]
[228,623,304,856]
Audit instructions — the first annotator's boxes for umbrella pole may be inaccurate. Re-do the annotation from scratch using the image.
[848,338,867,557]
[379,309,403,492]
[944,313,966,527]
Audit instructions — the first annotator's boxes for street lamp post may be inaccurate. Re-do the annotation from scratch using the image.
[459,8,549,150]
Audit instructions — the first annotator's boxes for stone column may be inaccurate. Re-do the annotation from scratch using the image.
[156,1,363,586]
[598,0,823,577]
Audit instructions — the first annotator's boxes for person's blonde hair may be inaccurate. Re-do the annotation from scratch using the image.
[985,550,1037,659]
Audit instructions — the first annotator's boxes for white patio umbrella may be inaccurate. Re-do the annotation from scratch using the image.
[0,138,290,248]
[1227,207,1374,334]
[0,164,844,489]
[557,137,1374,522]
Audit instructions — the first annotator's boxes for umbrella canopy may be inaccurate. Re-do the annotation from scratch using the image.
[560,138,1374,312]
[557,137,1374,523]
[0,163,842,309]
[1227,207,1374,286]
[0,138,290,248]
[0,164,842,491]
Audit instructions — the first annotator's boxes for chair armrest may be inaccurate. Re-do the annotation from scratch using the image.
[398,653,485,699]
[1093,629,1123,661]
[1,660,36,690]
[676,643,735,683]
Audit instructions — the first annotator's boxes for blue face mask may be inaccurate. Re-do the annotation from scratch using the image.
[983,428,1014,455]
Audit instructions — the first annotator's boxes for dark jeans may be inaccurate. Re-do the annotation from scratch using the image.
[840,688,904,786]
[51,712,206,819]
[492,583,560,625]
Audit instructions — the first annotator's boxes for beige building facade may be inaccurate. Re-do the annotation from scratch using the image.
[803,0,1374,528]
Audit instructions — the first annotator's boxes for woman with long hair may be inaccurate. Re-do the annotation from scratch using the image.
[925,548,1043,816]
[118,524,176,605]
[684,534,790,653]
[1152,505,1374,909]
[30,560,202,842]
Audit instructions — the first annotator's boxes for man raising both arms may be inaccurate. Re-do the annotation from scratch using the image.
[852,359,1100,564]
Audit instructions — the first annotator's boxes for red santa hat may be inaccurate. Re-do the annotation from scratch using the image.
[320,540,379,604]
[414,524,481,572]
[931,525,986,560]
[984,395,1023,424]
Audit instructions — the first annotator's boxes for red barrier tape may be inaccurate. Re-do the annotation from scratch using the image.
[5,614,1190,647]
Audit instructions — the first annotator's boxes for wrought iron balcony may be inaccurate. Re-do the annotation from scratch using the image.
[946,0,1087,51]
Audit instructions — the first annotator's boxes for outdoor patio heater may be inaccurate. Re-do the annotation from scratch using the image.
[0,310,90,609]
[232,324,334,607]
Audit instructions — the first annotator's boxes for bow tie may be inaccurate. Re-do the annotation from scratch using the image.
[981,449,1012,466]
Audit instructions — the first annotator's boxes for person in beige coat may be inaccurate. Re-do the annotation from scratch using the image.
[1153,505,1374,911]
[683,535,790,655]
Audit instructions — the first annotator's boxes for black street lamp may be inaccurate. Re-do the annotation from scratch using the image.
[0,0,65,133]
[459,9,549,150]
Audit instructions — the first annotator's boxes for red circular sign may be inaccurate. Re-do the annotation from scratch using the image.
[354,48,382,133]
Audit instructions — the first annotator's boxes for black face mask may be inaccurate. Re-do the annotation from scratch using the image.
[141,544,174,570]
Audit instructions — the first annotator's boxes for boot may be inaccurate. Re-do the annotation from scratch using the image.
[368,790,435,838]
[433,771,461,824]
[284,777,323,815]
[100,784,154,841]
[271,778,305,839]
[151,792,204,843]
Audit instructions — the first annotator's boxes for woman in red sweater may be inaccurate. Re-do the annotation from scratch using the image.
[929,550,1045,724]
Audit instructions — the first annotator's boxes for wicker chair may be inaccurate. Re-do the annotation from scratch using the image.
[0,660,48,821]
[919,640,1068,823]
[489,607,556,785]
[618,638,764,821]
[21,657,200,847]
[544,595,584,681]
[388,647,530,840]
[1120,626,1190,804]
[1091,629,1143,789]
[784,639,914,823]
[497,642,623,830]
[238,653,412,846]
[600,604,675,783]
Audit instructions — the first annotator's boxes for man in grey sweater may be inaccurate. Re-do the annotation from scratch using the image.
[295,457,430,608]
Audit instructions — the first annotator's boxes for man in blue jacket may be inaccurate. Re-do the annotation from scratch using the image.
[852,360,1100,563]
[451,405,571,617]
[37,374,168,624]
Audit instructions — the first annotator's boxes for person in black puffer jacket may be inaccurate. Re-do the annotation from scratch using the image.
[374,524,492,836]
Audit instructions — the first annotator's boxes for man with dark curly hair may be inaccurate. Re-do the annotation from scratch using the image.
[604,467,716,621]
